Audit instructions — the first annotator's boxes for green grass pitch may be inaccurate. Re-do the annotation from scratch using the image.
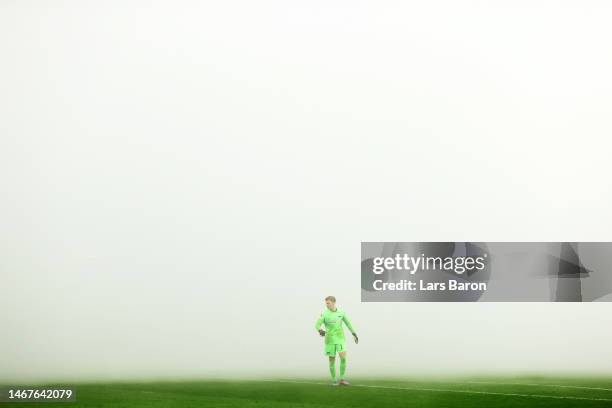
[4,377,612,407]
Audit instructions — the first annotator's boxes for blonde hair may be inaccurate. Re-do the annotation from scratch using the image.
[325,296,336,302]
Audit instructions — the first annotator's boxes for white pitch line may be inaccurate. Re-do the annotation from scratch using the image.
[262,380,612,402]
[464,380,612,393]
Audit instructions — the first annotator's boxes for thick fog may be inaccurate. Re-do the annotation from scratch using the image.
[2,1,612,382]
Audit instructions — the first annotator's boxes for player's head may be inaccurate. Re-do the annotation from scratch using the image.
[325,295,336,310]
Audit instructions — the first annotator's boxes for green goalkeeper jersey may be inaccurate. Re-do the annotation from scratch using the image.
[315,308,356,345]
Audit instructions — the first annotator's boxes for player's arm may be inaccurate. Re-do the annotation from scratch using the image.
[342,314,359,344]
[315,314,325,337]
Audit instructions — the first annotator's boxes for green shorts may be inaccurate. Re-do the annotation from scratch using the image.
[324,342,346,356]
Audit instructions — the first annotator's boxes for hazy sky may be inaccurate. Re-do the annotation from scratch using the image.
[2,1,612,382]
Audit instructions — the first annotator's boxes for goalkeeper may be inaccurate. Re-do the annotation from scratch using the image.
[314,296,358,386]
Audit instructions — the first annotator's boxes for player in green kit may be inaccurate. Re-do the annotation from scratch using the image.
[314,296,358,386]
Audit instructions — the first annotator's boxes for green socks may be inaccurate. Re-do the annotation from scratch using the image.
[329,357,347,381]
[329,359,336,381]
